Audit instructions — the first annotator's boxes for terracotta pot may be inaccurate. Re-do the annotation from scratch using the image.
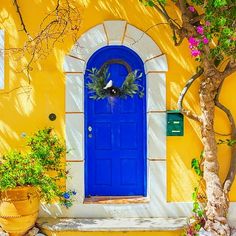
[0,186,40,236]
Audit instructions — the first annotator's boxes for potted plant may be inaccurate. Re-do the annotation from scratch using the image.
[0,128,75,236]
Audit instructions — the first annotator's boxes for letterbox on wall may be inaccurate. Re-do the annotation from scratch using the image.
[167,111,184,136]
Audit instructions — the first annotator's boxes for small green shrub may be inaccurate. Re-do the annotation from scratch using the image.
[0,128,76,207]
[183,151,206,236]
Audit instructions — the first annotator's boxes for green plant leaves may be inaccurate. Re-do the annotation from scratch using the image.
[218,138,236,146]
[120,70,144,98]
[0,128,74,207]
[213,0,227,7]
[191,158,203,176]
[86,66,144,100]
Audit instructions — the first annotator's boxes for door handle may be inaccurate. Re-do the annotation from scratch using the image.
[88,126,93,138]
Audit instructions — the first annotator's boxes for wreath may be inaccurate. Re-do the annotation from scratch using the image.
[86,59,144,100]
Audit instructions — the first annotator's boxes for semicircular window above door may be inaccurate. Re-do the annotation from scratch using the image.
[84,45,147,196]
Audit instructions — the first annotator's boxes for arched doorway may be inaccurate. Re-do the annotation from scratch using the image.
[84,45,147,196]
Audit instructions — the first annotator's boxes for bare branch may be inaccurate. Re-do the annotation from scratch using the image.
[128,22,169,46]
[178,0,187,15]
[13,0,31,37]
[0,85,32,97]
[222,58,236,77]
[153,4,186,46]
[158,3,181,28]
[214,79,236,193]
[190,14,205,24]
[9,0,81,81]
[177,68,203,122]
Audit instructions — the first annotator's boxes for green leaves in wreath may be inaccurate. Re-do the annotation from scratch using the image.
[86,66,110,100]
[86,65,144,100]
[120,70,144,98]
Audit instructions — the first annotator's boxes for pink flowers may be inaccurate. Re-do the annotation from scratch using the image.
[205,21,211,26]
[189,37,199,47]
[191,49,201,57]
[188,37,201,57]
[197,26,204,35]
[203,37,209,44]
[188,6,195,12]
[188,25,211,57]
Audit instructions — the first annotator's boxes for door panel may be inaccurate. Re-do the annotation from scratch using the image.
[85,46,147,196]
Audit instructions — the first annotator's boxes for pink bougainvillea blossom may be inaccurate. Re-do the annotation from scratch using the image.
[188,6,195,12]
[203,37,209,44]
[205,21,211,26]
[188,37,199,46]
[191,49,201,57]
[197,26,204,35]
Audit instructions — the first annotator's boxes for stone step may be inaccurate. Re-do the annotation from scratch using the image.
[36,217,187,236]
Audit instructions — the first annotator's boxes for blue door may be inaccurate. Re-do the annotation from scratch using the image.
[85,46,147,196]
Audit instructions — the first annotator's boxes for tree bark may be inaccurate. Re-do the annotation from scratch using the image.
[199,74,230,236]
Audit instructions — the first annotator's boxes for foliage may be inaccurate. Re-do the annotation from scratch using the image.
[86,66,144,100]
[191,151,204,176]
[184,186,206,236]
[140,0,236,64]
[218,138,236,146]
[183,152,206,236]
[86,67,109,99]
[61,190,77,208]
[120,70,144,98]
[0,128,76,207]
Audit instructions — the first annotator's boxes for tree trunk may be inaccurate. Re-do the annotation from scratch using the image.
[199,75,230,236]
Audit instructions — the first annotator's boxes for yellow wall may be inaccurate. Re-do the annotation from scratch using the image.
[0,0,235,202]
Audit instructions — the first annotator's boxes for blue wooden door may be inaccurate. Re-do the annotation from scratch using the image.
[85,46,147,196]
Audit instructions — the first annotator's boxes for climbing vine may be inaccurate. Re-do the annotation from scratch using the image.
[184,151,206,236]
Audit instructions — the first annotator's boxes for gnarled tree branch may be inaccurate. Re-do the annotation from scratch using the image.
[177,68,204,122]
[222,58,236,77]
[215,79,236,193]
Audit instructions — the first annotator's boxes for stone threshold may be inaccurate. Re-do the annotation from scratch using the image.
[83,196,149,204]
[36,217,187,232]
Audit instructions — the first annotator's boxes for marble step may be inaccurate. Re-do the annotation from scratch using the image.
[37,217,187,235]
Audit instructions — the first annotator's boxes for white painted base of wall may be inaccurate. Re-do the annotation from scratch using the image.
[39,160,193,218]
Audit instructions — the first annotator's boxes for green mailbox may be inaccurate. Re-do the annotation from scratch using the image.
[167,111,184,136]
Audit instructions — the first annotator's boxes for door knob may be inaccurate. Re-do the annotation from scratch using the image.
[88,126,92,132]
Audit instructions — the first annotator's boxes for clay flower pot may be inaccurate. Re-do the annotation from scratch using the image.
[0,186,40,236]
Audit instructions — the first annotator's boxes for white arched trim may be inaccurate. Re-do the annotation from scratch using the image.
[56,21,192,218]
